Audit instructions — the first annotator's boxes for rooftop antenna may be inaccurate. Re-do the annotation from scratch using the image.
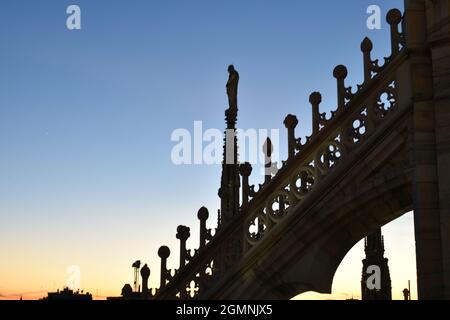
[408,280,411,300]
[132,260,141,292]
[403,280,411,300]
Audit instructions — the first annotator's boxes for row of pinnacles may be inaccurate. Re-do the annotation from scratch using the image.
[111,8,406,300]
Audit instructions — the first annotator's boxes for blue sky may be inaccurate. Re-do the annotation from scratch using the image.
[0,0,409,299]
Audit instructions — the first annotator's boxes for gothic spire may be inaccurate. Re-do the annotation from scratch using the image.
[361,228,392,300]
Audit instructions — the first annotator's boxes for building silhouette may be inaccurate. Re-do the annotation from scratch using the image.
[42,287,92,301]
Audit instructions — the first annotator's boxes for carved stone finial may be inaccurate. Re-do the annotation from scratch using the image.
[140,264,150,297]
[176,225,191,241]
[140,264,150,279]
[334,65,348,111]
[310,92,322,135]
[284,114,299,129]
[361,37,373,83]
[361,38,374,82]
[176,226,190,269]
[386,9,402,56]
[158,246,171,259]
[158,246,170,289]
[361,37,373,52]
[263,138,273,158]
[197,207,209,248]
[240,162,253,205]
[386,9,402,25]
[197,207,209,221]
[263,138,273,183]
[309,92,322,105]
[284,115,299,159]
[239,162,253,177]
[333,65,348,79]
[121,284,133,297]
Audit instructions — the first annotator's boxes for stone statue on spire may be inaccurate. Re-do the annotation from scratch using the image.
[226,65,239,110]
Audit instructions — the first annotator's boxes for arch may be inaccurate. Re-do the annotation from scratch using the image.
[207,165,412,299]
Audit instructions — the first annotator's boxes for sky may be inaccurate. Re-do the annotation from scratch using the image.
[0,0,413,300]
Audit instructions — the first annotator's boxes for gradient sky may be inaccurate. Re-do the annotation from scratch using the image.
[0,0,413,300]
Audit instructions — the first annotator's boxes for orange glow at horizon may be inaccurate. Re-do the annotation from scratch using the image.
[1,212,416,301]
